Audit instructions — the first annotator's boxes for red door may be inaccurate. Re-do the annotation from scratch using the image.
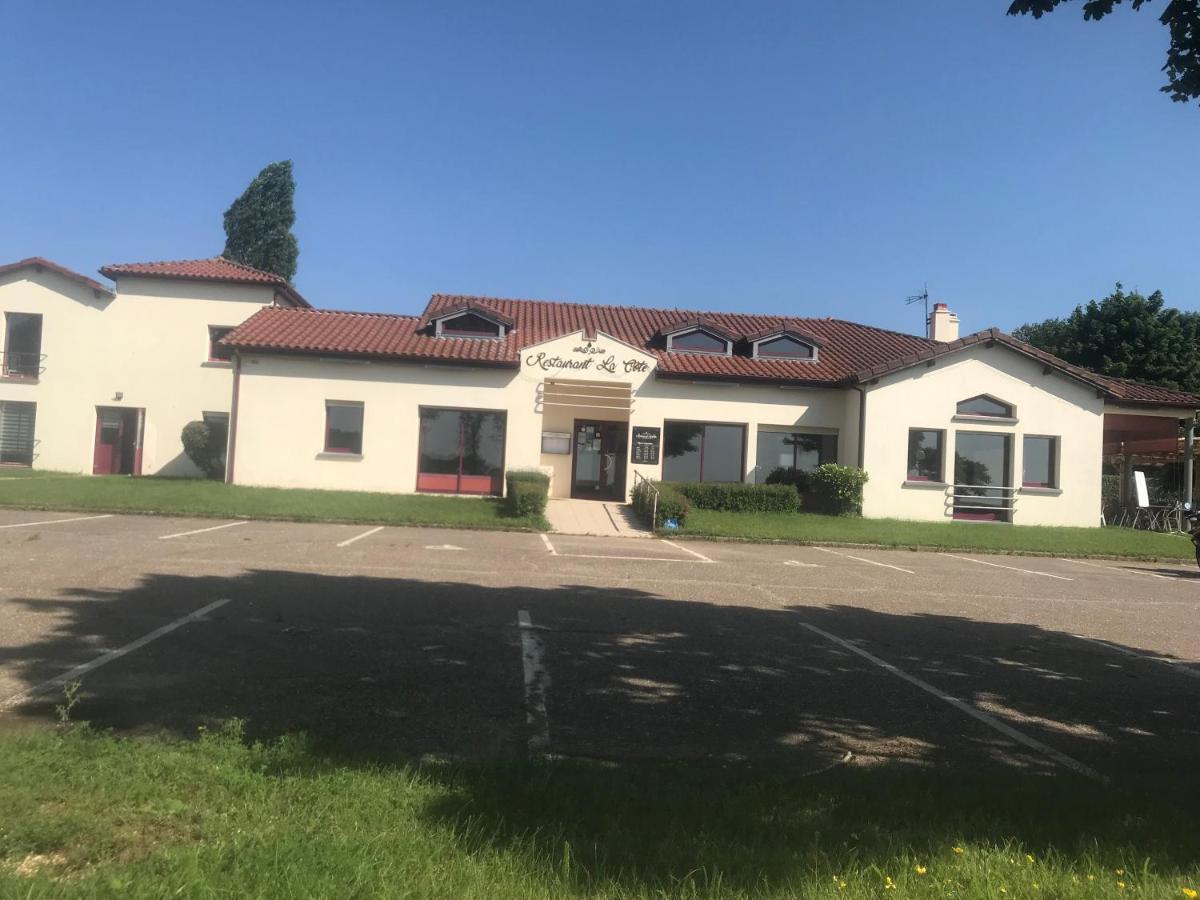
[92,409,124,475]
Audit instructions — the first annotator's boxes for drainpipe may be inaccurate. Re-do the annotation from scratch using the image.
[1185,414,1197,505]
[225,353,242,485]
[852,385,867,469]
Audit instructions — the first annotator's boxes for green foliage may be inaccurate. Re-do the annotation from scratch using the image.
[631,479,692,528]
[1013,284,1200,396]
[222,160,300,280]
[808,463,869,516]
[180,421,226,480]
[1007,0,1200,105]
[504,471,549,517]
[764,466,813,494]
[667,481,800,513]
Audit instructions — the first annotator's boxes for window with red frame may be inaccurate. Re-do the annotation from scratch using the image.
[906,429,943,482]
[324,402,364,454]
[208,326,235,362]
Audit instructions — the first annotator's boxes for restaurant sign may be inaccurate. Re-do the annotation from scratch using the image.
[525,344,651,376]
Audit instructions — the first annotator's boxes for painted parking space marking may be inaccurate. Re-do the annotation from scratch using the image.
[336,525,384,548]
[796,619,1102,781]
[555,553,705,563]
[1059,558,1173,580]
[813,546,914,575]
[539,533,558,555]
[517,610,550,755]
[943,553,1072,581]
[0,598,232,713]
[1071,633,1200,681]
[0,514,113,530]
[425,544,465,551]
[785,560,824,568]
[659,539,715,563]
[158,521,250,541]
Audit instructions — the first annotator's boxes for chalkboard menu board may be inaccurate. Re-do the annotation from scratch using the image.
[630,426,661,465]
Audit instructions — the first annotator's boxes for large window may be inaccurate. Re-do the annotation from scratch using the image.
[755,429,836,482]
[907,429,944,482]
[667,329,730,355]
[418,408,506,494]
[324,402,364,454]
[0,401,36,466]
[663,421,745,483]
[208,326,236,362]
[954,431,1012,521]
[4,313,43,378]
[1022,435,1058,489]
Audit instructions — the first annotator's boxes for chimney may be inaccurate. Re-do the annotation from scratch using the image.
[927,302,959,342]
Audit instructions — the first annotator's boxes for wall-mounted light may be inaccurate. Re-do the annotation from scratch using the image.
[113,391,123,401]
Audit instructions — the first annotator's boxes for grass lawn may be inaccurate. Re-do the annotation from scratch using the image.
[678,510,1195,560]
[0,473,548,531]
[1,725,1197,898]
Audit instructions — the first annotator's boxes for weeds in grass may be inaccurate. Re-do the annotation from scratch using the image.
[54,680,82,728]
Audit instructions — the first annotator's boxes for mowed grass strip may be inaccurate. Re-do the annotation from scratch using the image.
[1,725,1198,898]
[680,509,1195,560]
[0,473,547,531]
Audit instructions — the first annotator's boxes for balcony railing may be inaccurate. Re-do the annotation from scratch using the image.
[1,351,45,379]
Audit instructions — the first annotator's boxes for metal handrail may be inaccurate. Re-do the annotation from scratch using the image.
[1,351,45,378]
[948,483,1018,513]
[632,469,659,526]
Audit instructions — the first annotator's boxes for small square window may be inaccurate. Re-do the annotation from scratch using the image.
[1023,436,1058,489]
[208,326,235,362]
[325,403,364,454]
[907,429,944,482]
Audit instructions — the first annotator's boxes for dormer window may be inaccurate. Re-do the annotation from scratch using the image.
[436,312,505,339]
[666,328,731,356]
[751,333,816,361]
[956,395,1014,418]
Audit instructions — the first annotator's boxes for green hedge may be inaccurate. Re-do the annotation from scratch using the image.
[504,470,549,517]
[808,463,869,516]
[631,479,692,528]
[666,481,800,513]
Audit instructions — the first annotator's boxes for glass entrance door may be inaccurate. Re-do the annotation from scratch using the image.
[953,432,1012,522]
[571,421,627,500]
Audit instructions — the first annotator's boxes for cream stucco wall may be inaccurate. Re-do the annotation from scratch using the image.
[860,344,1104,527]
[0,269,278,475]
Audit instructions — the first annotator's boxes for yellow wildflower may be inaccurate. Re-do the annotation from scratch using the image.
[1116,868,1125,876]
[915,865,927,875]
[884,875,896,890]
[952,846,965,855]
[1118,881,1127,890]
[1026,854,1035,864]
[1182,889,1198,899]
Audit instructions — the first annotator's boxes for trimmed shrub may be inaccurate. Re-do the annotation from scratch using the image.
[808,463,869,516]
[505,470,549,517]
[181,421,226,480]
[764,466,813,495]
[631,479,692,528]
[667,481,799,513]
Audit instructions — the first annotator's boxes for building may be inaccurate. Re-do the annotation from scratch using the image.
[2,254,1195,526]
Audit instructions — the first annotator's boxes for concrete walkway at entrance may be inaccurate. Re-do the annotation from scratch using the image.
[545,498,652,537]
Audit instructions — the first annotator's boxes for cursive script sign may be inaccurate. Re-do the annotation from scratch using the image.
[526,351,651,375]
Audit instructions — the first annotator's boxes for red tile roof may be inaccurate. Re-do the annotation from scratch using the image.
[224,293,938,383]
[0,257,113,298]
[99,257,311,307]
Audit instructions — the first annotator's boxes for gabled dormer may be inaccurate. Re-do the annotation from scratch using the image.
[430,303,514,339]
[660,318,735,356]
[745,326,821,362]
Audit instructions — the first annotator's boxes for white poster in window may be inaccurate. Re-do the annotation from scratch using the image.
[1134,470,1150,508]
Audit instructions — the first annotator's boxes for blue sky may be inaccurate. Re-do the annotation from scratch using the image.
[2,1,1196,335]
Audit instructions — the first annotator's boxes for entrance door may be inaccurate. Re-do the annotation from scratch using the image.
[571,421,627,500]
[93,408,143,476]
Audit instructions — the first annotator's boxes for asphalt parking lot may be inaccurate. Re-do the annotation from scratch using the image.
[1,509,1198,780]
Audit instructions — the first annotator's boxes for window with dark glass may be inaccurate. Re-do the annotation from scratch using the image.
[754,335,815,360]
[4,313,43,378]
[668,329,729,354]
[956,395,1013,418]
[438,313,502,338]
[208,326,235,361]
[906,429,944,482]
[1023,435,1058,489]
[954,431,1013,522]
[417,408,506,494]
[0,401,36,466]
[324,403,364,454]
[663,421,745,482]
[755,430,837,482]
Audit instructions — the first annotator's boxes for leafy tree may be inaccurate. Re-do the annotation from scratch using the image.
[181,421,226,480]
[222,160,299,280]
[1013,284,1200,394]
[1007,0,1200,104]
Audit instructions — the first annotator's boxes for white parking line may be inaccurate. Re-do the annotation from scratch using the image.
[158,521,250,541]
[0,598,232,713]
[813,546,914,575]
[943,553,1072,581]
[539,533,558,555]
[659,539,715,563]
[797,620,1102,781]
[336,525,384,548]
[0,514,113,530]
[517,610,551,754]
[557,553,705,563]
[1072,633,1200,681]
[1059,558,1172,580]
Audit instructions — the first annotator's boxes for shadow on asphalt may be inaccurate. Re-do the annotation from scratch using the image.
[3,568,1200,888]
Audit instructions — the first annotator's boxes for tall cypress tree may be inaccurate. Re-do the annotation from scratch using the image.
[222,160,299,281]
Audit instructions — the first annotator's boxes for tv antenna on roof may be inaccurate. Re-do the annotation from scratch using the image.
[906,284,929,330]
